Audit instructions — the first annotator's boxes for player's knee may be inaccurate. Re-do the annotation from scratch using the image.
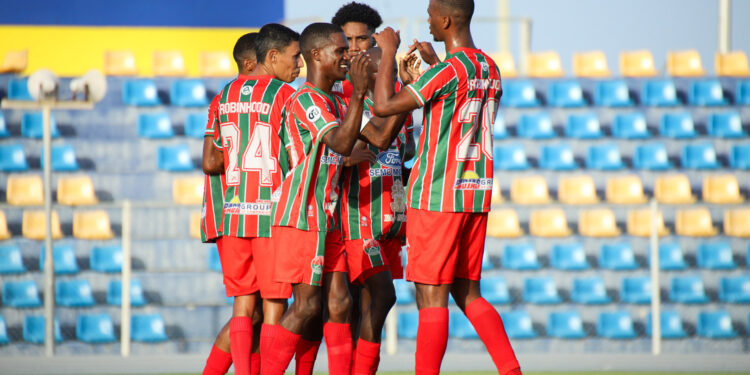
[327,291,352,320]
[371,282,396,312]
[296,296,323,321]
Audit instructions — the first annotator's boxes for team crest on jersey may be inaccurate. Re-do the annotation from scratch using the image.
[360,216,368,227]
[306,106,322,122]
[480,62,489,72]
[241,86,253,96]
[310,255,324,285]
[453,171,493,190]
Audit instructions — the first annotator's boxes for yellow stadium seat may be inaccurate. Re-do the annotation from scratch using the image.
[715,51,750,77]
[153,51,186,76]
[190,211,202,239]
[0,211,11,240]
[491,179,503,204]
[510,175,550,204]
[702,174,744,204]
[724,209,750,238]
[557,175,599,205]
[605,175,647,204]
[487,209,523,238]
[173,176,204,205]
[530,208,571,237]
[667,50,705,77]
[654,174,696,204]
[103,50,137,76]
[199,51,234,77]
[73,210,114,240]
[22,210,63,240]
[579,208,621,237]
[619,50,658,77]
[675,208,717,237]
[57,176,98,206]
[627,209,669,237]
[7,175,44,206]
[0,50,28,74]
[573,51,611,78]
[526,51,564,78]
[489,52,518,78]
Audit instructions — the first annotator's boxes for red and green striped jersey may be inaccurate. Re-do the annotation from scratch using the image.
[201,94,226,242]
[272,82,347,233]
[218,75,296,238]
[404,48,501,213]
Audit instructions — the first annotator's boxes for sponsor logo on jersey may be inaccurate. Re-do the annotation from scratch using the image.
[306,106,322,122]
[310,255,325,285]
[219,101,271,115]
[369,167,402,177]
[453,171,493,190]
[224,200,272,215]
[377,151,401,168]
[320,151,343,165]
[360,216,369,227]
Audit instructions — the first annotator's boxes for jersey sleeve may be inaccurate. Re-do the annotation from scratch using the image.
[205,95,222,149]
[404,62,458,107]
[291,92,340,139]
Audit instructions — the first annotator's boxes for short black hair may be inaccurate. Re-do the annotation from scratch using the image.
[233,32,258,66]
[331,2,383,32]
[255,23,301,64]
[436,0,474,24]
[299,22,343,58]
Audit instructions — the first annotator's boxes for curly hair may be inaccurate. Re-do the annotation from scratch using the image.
[331,2,383,32]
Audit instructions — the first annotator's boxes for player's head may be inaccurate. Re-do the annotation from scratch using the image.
[428,0,474,42]
[255,23,303,83]
[233,32,258,75]
[300,22,349,81]
[331,2,383,55]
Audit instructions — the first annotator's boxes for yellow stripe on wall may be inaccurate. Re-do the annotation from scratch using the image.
[0,25,258,77]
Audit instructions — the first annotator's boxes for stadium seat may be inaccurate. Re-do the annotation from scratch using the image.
[573,50,611,78]
[23,315,62,344]
[599,242,638,270]
[586,143,624,170]
[675,208,718,237]
[137,112,174,138]
[397,311,419,339]
[719,276,750,303]
[547,310,585,339]
[158,144,194,171]
[394,279,415,304]
[697,310,737,338]
[486,209,524,238]
[670,276,709,303]
[500,310,537,339]
[170,79,208,107]
[627,208,669,237]
[0,315,9,344]
[199,51,234,77]
[647,311,687,339]
[605,175,647,204]
[107,279,146,307]
[612,112,649,139]
[185,111,210,139]
[550,243,589,271]
[653,243,687,271]
[56,279,95,307]
[708,111,745,138]
[2,280,42,308]
[659,112,696,139]
[725,208,750,237]
[122,79,160,106]
[76,314,116,343]
[597,311,636,339]
[667,50,705,77]
[526,51,564,78]
[594,80,633,107]
[564,113,602,139]
[517,112,555,139]
[530,209,571,237]
[540,144,577,171]
[633,143,672,170]
[7,175,44,206]
[730,144,750,169]
[502,243,540,270]
[173,176,204,205]
[57,175,98,206]
[0,112,9,138]
[0,245,26,274]
[43,144,79,171]
[493,145,530,170]
[8,77,33,100]
[90,245,123,272]
[737,80,750,105]
[131,313,168,342]
[689,80,728,106]
[480,276,511,304]
[571,276,610,304]
[73,210,114,240]
[620,50,658,77]
[153,50,186,76]
[500,80,539,108]
[190,211,202,239]
[207,244,222,272]
[104,50,137,75]
[703,174,743,204]
[682,143,720,169]
[510,175,550,204]
[40,244,79,274]
[0,144,29,171]
[697,242,736,270]
[0,50,28,74]
[620,276,652,304]
[579,208,620,237]
[448,312,477,339]
[547,80,586,107]
[642,80,679,106]
[654,174,695,204]
[22,210,63,240]
[558,175,598,204]
[715,51,750,76]
[21,112,59,139]
[489,52,517,78]
[523,276,562,304]
[0,211,11,240]
[491,178,503,204]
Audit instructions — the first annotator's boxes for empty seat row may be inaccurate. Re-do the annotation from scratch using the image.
[1,279,145,308]
[0,144,79,172]
[0,210,113,240]
[0,244,124,275]
[137,111,210,139]
[5,175,96,206]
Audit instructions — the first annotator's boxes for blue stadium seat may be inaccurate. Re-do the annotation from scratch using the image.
[500,310,537,339]
[651,242,687,271]
[449,312,477,339]
[594,79,633,107]
[670,276,709,303]
[571,276,610,304]
[682,143,720,169]
[397,311,419,339]
[502,243,540,270]
[730,144,750,169]
[586,143,625,170]
[523,276,561,304]
[737,80,750,105]
[597,311,636,339]
[642,79,679,106]
[697,310,737,338]
[8,77,33,100]
[689,80,728,106]
[2,280,41,308]
[90,245,123,272]
[550,243,589,271]
[647,311,687,339]
[107,279,146,307]
[0,315,9,344]
[208,245,222,272]
[40,144,79,171]
[620,276,652,304]
[76,314,116,343]
[564,112,602,139]
[493,145,530,171]
[481,251,493,270]
[21,112,59,139]
[0,244,26,274]
[0,144,29,171]
[186,112,210,139]
[719,276,750,303]
[599,242,638,270]
[547,80,586,107]
[659,112,696,139]
[394,279,415,304]
[697,242,736,270]
[480,276,511,304]
[612,112,649,139]
[0,112,9,138]
[40,245,79,275]
[547,310,585,339]
[131,313,168,342]
[501,80,540,108]
[633,143,672,170]
[493,112,508,139]
[137,112,174,138]
[170,79,208,107]
[23,315,62,344]
[517,112,555,139]
[122,79,160,106]
[56,279,95,307]
[707,111,745,138]
[540,144,577,171]
[158,144,194,171]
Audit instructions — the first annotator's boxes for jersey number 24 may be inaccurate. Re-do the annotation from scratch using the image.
[221,122,278,187]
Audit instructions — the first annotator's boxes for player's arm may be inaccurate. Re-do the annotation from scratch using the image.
[371,28,421,118]
[343,140,376,167]
[321,53,370,156]
[201,136,224,174]
[358,113,409,150]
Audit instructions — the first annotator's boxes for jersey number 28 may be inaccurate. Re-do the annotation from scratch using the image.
[456,98,496,162]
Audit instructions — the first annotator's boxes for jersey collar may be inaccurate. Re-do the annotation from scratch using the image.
[303,81,336,101]
[445,47,483,59]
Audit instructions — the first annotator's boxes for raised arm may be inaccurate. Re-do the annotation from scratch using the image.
[359,112,409,150]
[321,53,370,156]
[371,28,421,117]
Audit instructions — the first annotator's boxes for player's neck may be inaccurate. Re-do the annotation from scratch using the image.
[443,28,476,53]
[306,70,335,94]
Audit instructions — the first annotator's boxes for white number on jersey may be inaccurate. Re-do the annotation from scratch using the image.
[242,122,277,186]
[456,98,495,161]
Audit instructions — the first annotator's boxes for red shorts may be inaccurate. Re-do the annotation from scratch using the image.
[324,229,348,273]
[381,237,404,280]
[405,209,487,285]
[217,236,259,297]
[252,235,292,299]
[272,226,327,286]
[344,238,390,284]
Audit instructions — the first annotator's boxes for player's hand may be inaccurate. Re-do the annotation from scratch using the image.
[407,39,440,66]
[373,27,401,54]
[344,143,377,166]
[399,53,422,85]
[349,52,371,96]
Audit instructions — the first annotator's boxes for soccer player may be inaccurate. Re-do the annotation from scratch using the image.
[261,22,370,375]
[330,1,382,98]
[368,1,522,374]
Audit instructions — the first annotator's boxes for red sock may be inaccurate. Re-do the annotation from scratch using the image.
[259,324,278,361]
[250,352,261,375]
[352,338,380,375]
[323,322,353,375]
[202,345,233,375]
[230,317,253,375]
[465,298,521,375]
[260,325,300,375]
[369,355,380,375]
[415,307,448,375]
[295,338,321,375]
